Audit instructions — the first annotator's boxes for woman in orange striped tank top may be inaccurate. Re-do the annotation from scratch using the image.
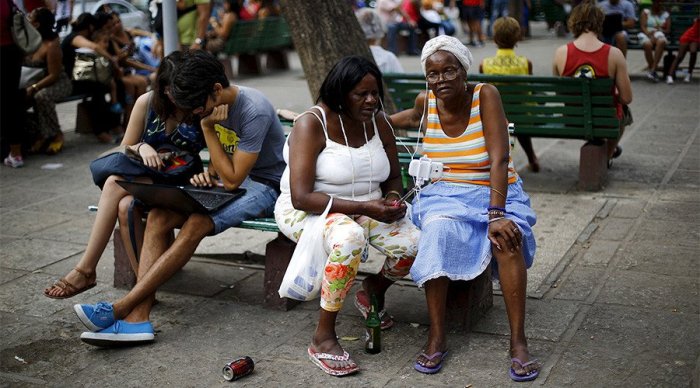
[391,35,540,381]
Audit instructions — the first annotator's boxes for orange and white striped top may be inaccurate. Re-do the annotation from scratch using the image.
[422,84,517,186]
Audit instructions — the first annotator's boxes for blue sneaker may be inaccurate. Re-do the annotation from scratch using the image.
[80,320,154,347]
[73,302,115,332]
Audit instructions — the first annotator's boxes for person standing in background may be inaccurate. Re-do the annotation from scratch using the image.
[1,0,27,167]
[51,0,73,32]
[177,0,211,50]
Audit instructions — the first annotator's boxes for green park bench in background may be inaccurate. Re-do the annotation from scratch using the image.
[219,17,293,78]
[384,72,621,191]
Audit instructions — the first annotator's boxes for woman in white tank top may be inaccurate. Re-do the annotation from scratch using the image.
[274,56,419,376]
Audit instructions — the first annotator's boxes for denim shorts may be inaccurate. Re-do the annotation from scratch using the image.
[210,177,279,235]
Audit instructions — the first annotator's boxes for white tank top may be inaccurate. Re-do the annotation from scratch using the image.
[279,106,390,201]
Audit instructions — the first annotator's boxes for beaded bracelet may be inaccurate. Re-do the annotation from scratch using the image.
[488,211,505,218]
[487,206,506,212]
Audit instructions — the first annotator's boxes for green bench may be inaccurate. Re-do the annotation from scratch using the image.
[219,17,293,78]
[384,72,621,191]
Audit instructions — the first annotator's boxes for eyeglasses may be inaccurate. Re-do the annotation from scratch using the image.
[426,68,461,84]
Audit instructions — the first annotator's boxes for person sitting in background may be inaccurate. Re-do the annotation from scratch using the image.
[638,0,669,82]
[205,0,239,55]
[23,7,71,155]
[598,0,636,58]
[553,1,632,165]
[418,0,456,37]
[390,35,539,380]
[61,12,121,143]
[377,0,420,56]
[257,0,280,19]
[667,17,699,84]
[43,52,206,299]
[275,55,419,376]
[72,50,285,346]
[480,16,539,172]
[91,30,124,116]
[356,7,405,74]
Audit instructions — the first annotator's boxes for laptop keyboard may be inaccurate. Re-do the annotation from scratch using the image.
[186,190,236,210]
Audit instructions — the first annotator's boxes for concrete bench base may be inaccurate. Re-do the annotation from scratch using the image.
[113,228,493,328]
[578,141,609,191]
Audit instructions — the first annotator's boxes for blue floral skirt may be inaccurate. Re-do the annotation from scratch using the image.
[409,178,536,287]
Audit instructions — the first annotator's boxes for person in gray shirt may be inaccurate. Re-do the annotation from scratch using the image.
[599,0,638,57]
[72,50,286,346]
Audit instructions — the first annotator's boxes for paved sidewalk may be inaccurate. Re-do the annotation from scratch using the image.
[1,22,698,387]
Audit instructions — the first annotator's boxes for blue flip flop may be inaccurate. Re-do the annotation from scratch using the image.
[509,357,540,382]
[414,351,448,374]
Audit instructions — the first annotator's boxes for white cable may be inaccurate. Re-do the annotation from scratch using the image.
[338,113,355,200]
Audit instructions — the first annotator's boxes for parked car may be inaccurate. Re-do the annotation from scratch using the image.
[73,0,151,31]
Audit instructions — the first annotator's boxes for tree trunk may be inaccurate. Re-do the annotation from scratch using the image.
[279,0,372,101]
[279,0,397,113]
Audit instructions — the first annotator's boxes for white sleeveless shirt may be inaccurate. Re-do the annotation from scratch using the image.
[278,106,391,203]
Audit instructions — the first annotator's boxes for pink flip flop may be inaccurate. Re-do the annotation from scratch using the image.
[307,347,359,377]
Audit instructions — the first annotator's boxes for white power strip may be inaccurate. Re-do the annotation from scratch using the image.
[408,157,443,184]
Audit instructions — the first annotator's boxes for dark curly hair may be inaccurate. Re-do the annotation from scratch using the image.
[170,50,230,113]
[30,7,57,41]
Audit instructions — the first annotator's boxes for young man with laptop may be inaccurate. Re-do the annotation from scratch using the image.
[73,50,286,346]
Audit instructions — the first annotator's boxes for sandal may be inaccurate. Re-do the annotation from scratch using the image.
[43,267,97,299]
[45,136,64,155]
[414,350,449,374]
[354,289,394,330]
[307,346,359,377]
[509,357,541,382]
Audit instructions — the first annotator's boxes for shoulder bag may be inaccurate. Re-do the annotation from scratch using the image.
[72,51,113,85]
[10,4,41,54]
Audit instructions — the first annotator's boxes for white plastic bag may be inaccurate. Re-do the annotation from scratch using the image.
[278,197,333,301]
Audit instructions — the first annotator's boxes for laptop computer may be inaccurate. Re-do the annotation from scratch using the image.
[117,181,246,214]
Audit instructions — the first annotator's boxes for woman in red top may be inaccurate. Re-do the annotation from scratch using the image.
[552,1,632,165]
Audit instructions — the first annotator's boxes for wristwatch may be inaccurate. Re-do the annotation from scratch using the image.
[194,37,204,46]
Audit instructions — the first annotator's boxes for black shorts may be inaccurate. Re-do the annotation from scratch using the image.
[460,5,484,21]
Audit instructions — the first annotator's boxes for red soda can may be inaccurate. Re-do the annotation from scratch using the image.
[222,356,254,381]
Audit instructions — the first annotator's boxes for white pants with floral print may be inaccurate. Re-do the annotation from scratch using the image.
[275,206,420,312]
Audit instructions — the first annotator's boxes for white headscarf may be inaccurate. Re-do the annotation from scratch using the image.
[420,35,474,75]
